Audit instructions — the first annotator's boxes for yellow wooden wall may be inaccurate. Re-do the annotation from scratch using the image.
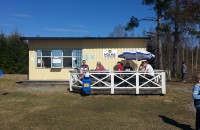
[82,48,145,71]
[28,38,147,80]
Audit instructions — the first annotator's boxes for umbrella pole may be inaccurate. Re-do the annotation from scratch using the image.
[136,52,138,71]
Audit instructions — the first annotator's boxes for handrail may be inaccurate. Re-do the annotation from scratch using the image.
[69,70,166,95]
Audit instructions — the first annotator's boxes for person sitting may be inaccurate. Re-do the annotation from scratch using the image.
[143,61,154,79]
[139,61,154,87]
[95,61,106,86]
[117,61,124,71]
[138,61,145,72]
[80,60,89,73]
[124,62,133,72]
[114,62,124,83]
[79,60,89,79]
[95,61,105,72]
[95,61,106,78]
[123,62,133,78]
[123,62,134,86]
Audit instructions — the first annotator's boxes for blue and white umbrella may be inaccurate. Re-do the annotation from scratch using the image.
[118,50,155,61]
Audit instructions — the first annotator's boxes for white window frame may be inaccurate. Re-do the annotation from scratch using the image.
[36,50,82,69]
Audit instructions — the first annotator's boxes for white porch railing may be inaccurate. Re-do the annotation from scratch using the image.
[69,70,166,95]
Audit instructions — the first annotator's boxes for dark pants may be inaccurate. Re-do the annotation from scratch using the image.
[196,107,200,130]
[181,73,186,81]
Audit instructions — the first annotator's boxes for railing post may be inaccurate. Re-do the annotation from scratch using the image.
[136,73,139,94]
[111,73,114,94]
[161,72,166,94]
[69,72,73,92]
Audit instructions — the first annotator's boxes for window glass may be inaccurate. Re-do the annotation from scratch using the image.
[63,57,72,67]
[42,50,51,56]
[72,57,82,68]
[37,50,42,57]
[72,50,82,57]
[63,50,72,56]
[52,57,62,68]
[36,49,82,68]
[42,57,51,67]
[52,50,62,56]
[37,57,42,67]
[76,57,82,67]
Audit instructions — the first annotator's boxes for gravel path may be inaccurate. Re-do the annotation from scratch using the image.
[15,85,68,92]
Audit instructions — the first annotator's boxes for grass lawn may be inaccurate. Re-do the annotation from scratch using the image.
[0,75,196,130]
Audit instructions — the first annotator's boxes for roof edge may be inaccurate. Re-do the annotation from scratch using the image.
[20,37,150,40]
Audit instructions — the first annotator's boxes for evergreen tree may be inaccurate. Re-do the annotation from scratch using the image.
[0,31,28,74]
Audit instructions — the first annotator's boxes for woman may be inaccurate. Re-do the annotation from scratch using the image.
[117,61,123,71]
[95,61,106,86]
[192,74,200,130]
[95,61,105,71]
[95,61,106,79]
[138,61,145,72]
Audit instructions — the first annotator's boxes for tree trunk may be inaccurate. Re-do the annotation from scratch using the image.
[196,44,199,71]
[182,45,184,61]
[165,32,170,70]
[172,0,179,78]
[172,24,179,77]
[192,48,194,75]
[186,43,188,66]
[157,15,163,70]
[177,47,179,72]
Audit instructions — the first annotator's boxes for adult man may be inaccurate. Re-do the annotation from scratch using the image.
[192,74,200,130]
[143,61,154,79]
[80,60,89,73]
[78,60,89,80]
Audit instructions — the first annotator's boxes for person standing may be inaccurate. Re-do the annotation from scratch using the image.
[192,74,200,130]
[181,61,187,82]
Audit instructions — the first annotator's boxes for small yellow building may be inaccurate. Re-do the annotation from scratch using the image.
[21,37,149,81]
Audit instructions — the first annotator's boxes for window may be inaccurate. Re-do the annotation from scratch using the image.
[52,50,62,68]
[36,49,82,68]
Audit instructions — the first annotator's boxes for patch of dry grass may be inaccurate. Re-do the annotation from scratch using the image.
[0,75,196,130]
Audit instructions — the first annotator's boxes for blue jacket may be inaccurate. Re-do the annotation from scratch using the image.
[193,84,200,107]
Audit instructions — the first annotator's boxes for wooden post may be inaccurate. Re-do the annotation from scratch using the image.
[136,73,139,94]
[111,73,114,94]
[69,72,73,92]
[161,72,166,94]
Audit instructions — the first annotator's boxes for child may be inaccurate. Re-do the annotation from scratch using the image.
[192,74,200,130]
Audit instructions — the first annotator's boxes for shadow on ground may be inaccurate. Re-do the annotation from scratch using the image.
[15,81,23,84]
[159,115,194,130]
[2,92,9,95]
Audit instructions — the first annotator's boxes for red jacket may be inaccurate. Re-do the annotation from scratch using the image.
[118,64,123,71]
[96,65,105,71]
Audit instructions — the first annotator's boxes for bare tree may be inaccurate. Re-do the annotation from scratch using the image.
[109,25,128,37]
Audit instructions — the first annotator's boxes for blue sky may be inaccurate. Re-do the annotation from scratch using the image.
[0,0,156,37]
